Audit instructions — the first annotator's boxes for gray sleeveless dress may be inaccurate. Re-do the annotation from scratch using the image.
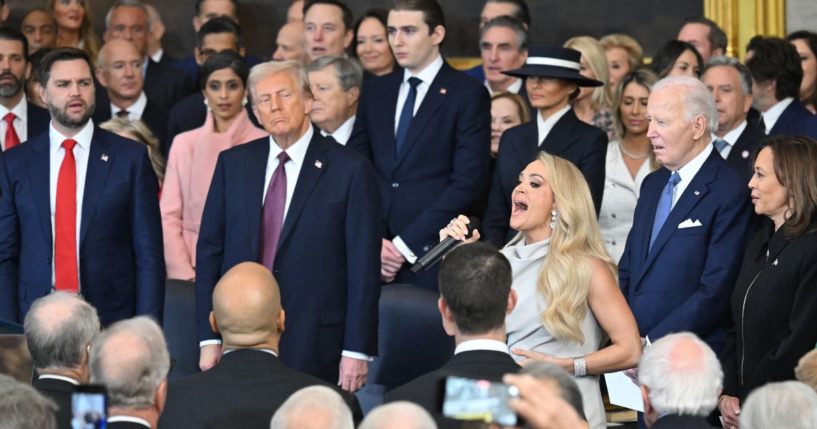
[502,238,606,429]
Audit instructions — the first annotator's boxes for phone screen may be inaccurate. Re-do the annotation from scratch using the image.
[441,375,519,426]
[71,385,107,429]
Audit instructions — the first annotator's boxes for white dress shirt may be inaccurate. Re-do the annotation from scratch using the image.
[150,49,164,64]
[761,97,794,134]
[111,92,148,121]
[0,95,29,149]
[49,120,94,288]
[712,120,747,159]
[672,143,713,207]
[454,339,511,355]
[485,78,523,97]
[38,374,80,385]
[536,105,571,145]
[320,115,355,145]
[107,416,151,428]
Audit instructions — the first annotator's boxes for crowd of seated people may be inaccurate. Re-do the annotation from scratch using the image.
[2,0,817,428]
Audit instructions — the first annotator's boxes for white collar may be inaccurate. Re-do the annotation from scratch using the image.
[49,119,94,152]
[485,78,523,97]
[321,115,355,145]
[0,94,29,122]
[150,49,164,64]
[675,142,713,184]
[107,415,151,428]
[269,125,313,168]
[536,105,572,145]
[112,92,148,119]
[713,119,747,145]
[222,348,278,357]
[454,339,511,355]
[762,97,794,133]
[38,374,80,385]
[403,54,444,86]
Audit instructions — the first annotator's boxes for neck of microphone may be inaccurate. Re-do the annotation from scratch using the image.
[410,217,479,274]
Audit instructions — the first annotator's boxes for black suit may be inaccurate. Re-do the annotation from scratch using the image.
[482,110,608,246]
[385,350,521,429]
[158,349,362,429]
[92,98,169,154]
[26,103,50,142]
[32,376,76,429]
[652,414,711,429]
[164,92,259,156]
[108,421,150,429]
[722,121,765,184]
[144,60,194,111]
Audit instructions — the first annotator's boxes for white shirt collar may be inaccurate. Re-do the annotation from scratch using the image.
[49,119,94,152]
[0,94,29,122]
[454,339,511,355]
[111,92,148,120]
[150,49,164,64]
[485,78,523,97]
[321,115,355,145]
[403,54,444,85]
[673,143,713,205]
[38,374,80,385]
[269,125,313,168]
[715,119,747,145]
[107,415,151,428]
[536,105,572,145]
[222,348,278,357]
[762,97,794,134]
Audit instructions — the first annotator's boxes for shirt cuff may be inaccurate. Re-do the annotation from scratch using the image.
[342,350,373,361]
[199,339,223,348]
[392,236,418,264]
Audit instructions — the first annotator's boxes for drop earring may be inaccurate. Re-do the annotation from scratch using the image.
[550,209,558,231]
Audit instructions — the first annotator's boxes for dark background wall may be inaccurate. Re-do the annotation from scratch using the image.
[7,0,702,61]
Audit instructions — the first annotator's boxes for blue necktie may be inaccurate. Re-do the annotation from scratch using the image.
[395,77,422,158]
[650,171,681,249]
[713,139,728,157]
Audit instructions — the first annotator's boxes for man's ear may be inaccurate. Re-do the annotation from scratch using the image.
[430,25,446,47]
[152,22,166,42]
[506,288,518,315]
[209,311,220,334]
[155,379,168,413]
[277,309,286,333]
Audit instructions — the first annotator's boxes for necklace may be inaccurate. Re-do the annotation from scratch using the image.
[619,142,649,160]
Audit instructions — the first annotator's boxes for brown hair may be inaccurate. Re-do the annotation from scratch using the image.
[391,0,445,34]
[43,0,101,63]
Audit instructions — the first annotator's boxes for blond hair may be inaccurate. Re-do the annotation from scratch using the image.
[247,60,311,101]
[564,36,612,111]
[44,0,101,63]
[100,117,165,184]
[599,33,644,71]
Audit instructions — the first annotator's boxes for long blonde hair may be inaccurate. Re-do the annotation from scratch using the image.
[524,153,616,344]
[44,0,101,63]
[564,36,612,111]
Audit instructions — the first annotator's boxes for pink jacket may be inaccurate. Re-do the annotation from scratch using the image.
[160,110,267,280]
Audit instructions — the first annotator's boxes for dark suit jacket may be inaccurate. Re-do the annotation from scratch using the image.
[172,54,262,86]
[144,59,194,111]
[464,64,530,105]
[619,149,750,353]
[32,377,75,429]
[652,414,711,429]
[195,129,382,382]
[159,349,361,429]
[0,127,165,326]
[349,62,491,288]
[107,422,150,429]
[26,103,50,142]
[721,221,817,399]
[722,121,765,184]
[92,98,169,155]
[768,98,817,139]
[385,350,521,429]
[165,92,259,156]
[482,110,608,246]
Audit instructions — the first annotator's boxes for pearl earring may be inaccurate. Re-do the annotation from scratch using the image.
[550,209,559,231]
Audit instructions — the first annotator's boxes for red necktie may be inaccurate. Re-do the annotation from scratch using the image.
[3,113,20,150]
[260,152,289,271]
[55,139,78,293]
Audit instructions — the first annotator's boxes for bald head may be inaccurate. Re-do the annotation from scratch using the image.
[97,38,141,68]
[273,21,308,65]
[211,262,284,348]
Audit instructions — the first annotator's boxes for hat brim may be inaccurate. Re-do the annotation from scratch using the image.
[502,65,603,87]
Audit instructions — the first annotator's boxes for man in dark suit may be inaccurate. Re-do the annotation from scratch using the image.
[0,48,165,327]
[89,317,169,429]
[0,28,50,150]
[639,333,723,429]
[93,40,167,153]
[24,292,101,429]
[465,16,529,101]
[161,262,361,428]
[195,60,381,389]
[386,242,520,428]
[701,56,764,183]
[619,77,751,354]
[349,0,491,289]
[746,36,817,139]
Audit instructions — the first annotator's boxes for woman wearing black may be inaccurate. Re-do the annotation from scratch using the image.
[719,135,817,429]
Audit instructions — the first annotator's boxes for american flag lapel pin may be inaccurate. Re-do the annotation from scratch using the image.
[694,190,700,196]
[101,154,109,162]
[440,88,447,94]
[314,160,323,169]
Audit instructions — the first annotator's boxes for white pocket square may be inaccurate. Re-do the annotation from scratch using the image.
[678,219,702,229]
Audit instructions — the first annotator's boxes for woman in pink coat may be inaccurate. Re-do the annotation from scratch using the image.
[161,51,267,280]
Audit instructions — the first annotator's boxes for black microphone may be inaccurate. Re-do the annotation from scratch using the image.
[410,217,479,274]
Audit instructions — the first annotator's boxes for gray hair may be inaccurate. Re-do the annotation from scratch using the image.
[480,15,530,51]
[358,402,437,429]
[306,56,363,92]
[741,381,817,429]
[248,60,310,101]
[89,316,169,409]
[638,332,723,416]
[24,292,100,371]
[521,361,586,419]
[702,56,753,95]
[652,76,718,132]
[270,385,353,429]
[0,374,58,429]
[105,0,153,32]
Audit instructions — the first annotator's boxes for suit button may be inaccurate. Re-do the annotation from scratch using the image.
[423,246,430,252]
[391,182,400,188]
[612,241,617,246]
[611,213,617,219]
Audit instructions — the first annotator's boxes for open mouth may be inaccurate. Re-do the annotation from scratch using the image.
[512,200,528,215]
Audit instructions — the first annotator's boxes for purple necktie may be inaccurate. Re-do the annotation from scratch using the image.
[260,152,289,271]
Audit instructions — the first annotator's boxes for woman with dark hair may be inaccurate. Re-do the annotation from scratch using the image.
[353,8,396,77]
[650,40,703,78]
[160,52,267,280]
[718,136,817,428]
[44,0,100,62]
[786,31,817,113]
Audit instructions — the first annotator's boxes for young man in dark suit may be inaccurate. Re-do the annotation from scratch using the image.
[349,0,491,290]
[0,28,50,150]
[386,242,520,428]
[0,48,165,327]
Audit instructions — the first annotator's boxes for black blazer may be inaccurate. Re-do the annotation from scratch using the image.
[722,220,817,399]
[724,121,765,184]
[32,376,75,429]
[164,92,259,156]
[482,110,607,246]
[768,99,817,139]
[385,350,521,429]
[652,414,711,429]
[26,103,50,142]
[92,98,169,155]
[159,349,362,429]
[144,59,194,111]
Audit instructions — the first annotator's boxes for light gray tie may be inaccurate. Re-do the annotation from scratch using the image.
[713,139,729,157]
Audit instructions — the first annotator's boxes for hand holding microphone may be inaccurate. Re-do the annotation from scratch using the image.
[411,215,480,273]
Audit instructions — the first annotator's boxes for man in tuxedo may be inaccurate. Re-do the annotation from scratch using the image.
[464,16,530,98]
[25,292,101,429]
[163,263,361,428]
[349,0,491,289]
[619,77,750,354]
[639,333,723,428]
[701,56,764,183]
[676,17,726,63]
[0,48,165,326]
[90,317,170,429]
[306,56,362,145]
[746,37,817,139]
[93,40,167,154]
[195,60,381,389]
[0,28,50,150]
[303,0,354,62]
[386,242,520,428]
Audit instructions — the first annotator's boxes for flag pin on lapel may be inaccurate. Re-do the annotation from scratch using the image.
[773,259,779,266]
[440,88,447,94]
[314,160,323,169]
[694,190,700,196]
[101,154,109,162]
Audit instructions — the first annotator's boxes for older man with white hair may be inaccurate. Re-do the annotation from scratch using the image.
[90,316,170,429]
[359,402,437,429]
[269,385,354,429]
[306,55,362,145]
[740,381,817,429]
[638,332,722,428]
[0,374,58,429]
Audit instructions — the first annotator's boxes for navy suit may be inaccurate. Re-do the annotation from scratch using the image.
[619,149,750,352]
[349,62,491,289]
[144,59,194,111]
[723,121,765,184]
[27,103,50,142]
[92,99,169,154]
[195,129,382,382]
[0,127,165,326]
[482,111,607,247]
[768,98,817,139]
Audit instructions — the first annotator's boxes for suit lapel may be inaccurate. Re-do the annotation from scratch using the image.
[511,122,540,170]
[540,109,583,155]
[79,131,113,246]
[770,100,800,135]
[277,133,328,251]
[244,140,269,258]
[28,136,53,249]
[376,71,401,173]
